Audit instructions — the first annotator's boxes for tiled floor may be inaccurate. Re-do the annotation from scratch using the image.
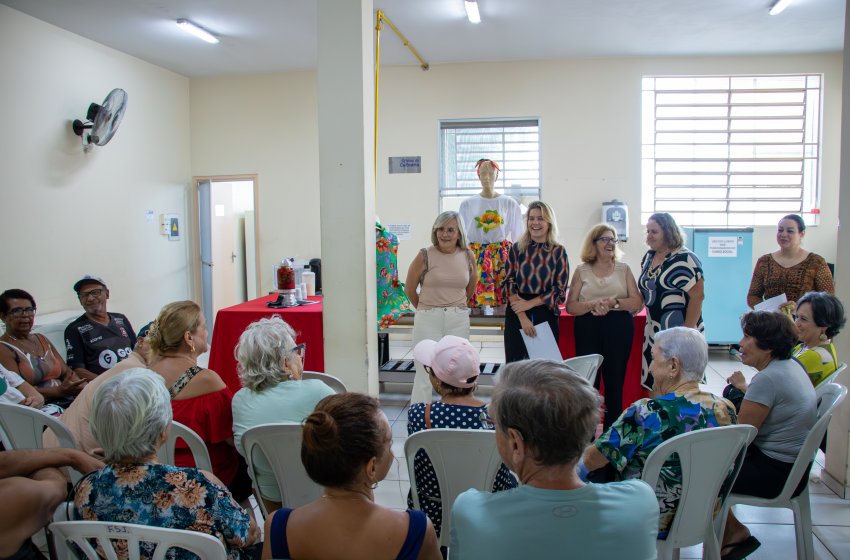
[378,336,850,559]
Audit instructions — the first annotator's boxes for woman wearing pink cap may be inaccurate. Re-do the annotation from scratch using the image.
[407,335,517,539]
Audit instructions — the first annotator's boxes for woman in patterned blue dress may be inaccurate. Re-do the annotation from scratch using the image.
[74,369,259,560]
[638,213,705,390]
[407,336,517,537]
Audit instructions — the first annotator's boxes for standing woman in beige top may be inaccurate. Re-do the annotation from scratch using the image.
[405,211,477,403]
[567,224,643,429]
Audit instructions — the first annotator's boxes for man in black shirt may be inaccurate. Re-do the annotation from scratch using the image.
[64,276,137,380]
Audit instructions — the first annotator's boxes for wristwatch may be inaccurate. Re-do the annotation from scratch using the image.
[613,299,621,310]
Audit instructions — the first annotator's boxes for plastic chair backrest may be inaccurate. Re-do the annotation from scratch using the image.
[562,354,604,386]
[156,421,213,472]
[815,362,846,397]
[50,520,227,560]
[776,382,846,501]
[32,317,75,362]
[0,402,82,483]
[404,429,502,548]
[241,422,323,516]
[302,371,347,393]
[641,424,757,557]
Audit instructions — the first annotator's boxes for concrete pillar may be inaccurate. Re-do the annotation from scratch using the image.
[822,0,850,498]
[315,0,378,394]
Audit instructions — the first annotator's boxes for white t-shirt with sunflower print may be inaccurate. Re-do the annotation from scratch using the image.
[458,194,524,245]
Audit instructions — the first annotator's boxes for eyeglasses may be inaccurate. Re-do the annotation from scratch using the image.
[291,343,307,360]
[595,236,618,245]
[78,288,105,300]
[7,306,36,317]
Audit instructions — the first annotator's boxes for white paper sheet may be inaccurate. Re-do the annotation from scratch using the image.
[520,321,563,361]
[754,293,788,312]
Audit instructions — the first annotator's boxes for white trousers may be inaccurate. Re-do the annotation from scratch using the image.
[410,306,471,403]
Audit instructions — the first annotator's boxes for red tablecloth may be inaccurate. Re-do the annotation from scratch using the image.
[558,308,648,413]
[208,295,647,408]
[208,295,324,393]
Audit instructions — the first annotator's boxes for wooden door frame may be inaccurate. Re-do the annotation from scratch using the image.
[190,174,261,304]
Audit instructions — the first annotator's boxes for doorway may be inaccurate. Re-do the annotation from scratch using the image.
[193,176,260,332]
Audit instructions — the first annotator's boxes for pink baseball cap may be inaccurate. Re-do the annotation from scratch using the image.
[413,335,480,388]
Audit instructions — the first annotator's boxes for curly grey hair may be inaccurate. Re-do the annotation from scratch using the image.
[236,315,298,392]
[654,327,708,382]
[91,369,172,462]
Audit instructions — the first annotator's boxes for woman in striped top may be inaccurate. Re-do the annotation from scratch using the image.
[503,201,570,363]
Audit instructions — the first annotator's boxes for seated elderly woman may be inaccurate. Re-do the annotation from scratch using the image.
[74,369,260,559]
[580,327,737,541]
[407,335,517,538]
[231,315,335,511]
[263,393,441,560]
[0,289,86,406]
[450,360,658,559]
[793,291,845,387]
[722,311,817,559]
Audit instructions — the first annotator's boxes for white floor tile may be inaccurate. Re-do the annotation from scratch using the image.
[373,479,408,510]
[814,526,850,560]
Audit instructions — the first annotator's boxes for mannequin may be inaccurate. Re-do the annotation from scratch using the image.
[458,159,523,309]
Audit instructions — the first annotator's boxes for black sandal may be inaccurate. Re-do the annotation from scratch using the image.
[721,535,761,560]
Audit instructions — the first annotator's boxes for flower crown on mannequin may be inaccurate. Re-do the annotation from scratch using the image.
[475,158,500,177]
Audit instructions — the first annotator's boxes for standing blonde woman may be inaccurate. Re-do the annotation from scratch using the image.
[405,212,477,403]
[567,224,643,428]
[504,201,570,363]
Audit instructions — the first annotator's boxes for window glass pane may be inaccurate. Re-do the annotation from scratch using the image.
[440,120,541,210]
[642,74,821,226]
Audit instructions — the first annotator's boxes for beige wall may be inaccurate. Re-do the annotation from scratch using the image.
[191,54,842,283]
[0,6,192,325]
[190,73,320,295]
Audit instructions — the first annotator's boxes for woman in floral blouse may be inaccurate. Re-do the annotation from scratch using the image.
[74,369,260,559]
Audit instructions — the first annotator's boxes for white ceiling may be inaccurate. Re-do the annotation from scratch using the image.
[1,0,844,78]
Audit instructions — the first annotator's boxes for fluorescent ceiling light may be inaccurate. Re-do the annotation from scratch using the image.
[769,0,793,16]
[465,1,481,24]
[176,18,219,44]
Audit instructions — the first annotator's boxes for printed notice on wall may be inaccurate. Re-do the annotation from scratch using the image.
[388,156,421,173]
[708,236,738,257]
[386,224,412,241]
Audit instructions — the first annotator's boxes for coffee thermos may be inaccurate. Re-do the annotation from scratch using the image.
[309,258,322,294]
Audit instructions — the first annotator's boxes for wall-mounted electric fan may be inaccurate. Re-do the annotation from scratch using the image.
[72,88,128,147]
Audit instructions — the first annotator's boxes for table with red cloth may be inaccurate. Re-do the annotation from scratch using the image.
[208,295,324,394]
[208,295,647,408]
[558,308,648,413]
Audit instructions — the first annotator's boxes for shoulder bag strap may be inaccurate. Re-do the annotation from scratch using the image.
[169,365,203,399]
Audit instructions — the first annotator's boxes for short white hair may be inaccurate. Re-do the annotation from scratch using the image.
[236,315,297,392]
[654,327,708,382]
[91,369,172,462]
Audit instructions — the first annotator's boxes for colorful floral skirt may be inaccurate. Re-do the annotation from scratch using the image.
[468,240,512,307]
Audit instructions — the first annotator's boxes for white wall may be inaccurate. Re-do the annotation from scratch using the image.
[0,6,192,325]
[190,53,842,282]
[190,73,320,295]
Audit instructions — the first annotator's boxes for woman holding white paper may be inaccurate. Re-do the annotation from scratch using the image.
[503,201,570,363]
[747,214,834,311]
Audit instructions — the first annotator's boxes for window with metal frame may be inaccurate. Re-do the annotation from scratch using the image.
[439,119,541,211]
[641,74,822,227]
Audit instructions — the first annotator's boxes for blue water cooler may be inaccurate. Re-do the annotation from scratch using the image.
[686,228,753,345]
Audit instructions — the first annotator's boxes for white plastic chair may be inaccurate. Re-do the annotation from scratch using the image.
[815,362,846,397]
[563,354,604,386]
[302,370,347,393]
[155,421,213,472]
[0,402,83,483]
[717,383,847,560]
[50,520,227,560]
[641,424,757,560]
[241,422,323,516]
[405,429,502,548]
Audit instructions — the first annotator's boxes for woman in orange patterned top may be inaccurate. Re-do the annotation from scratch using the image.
[747,215,834,311]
